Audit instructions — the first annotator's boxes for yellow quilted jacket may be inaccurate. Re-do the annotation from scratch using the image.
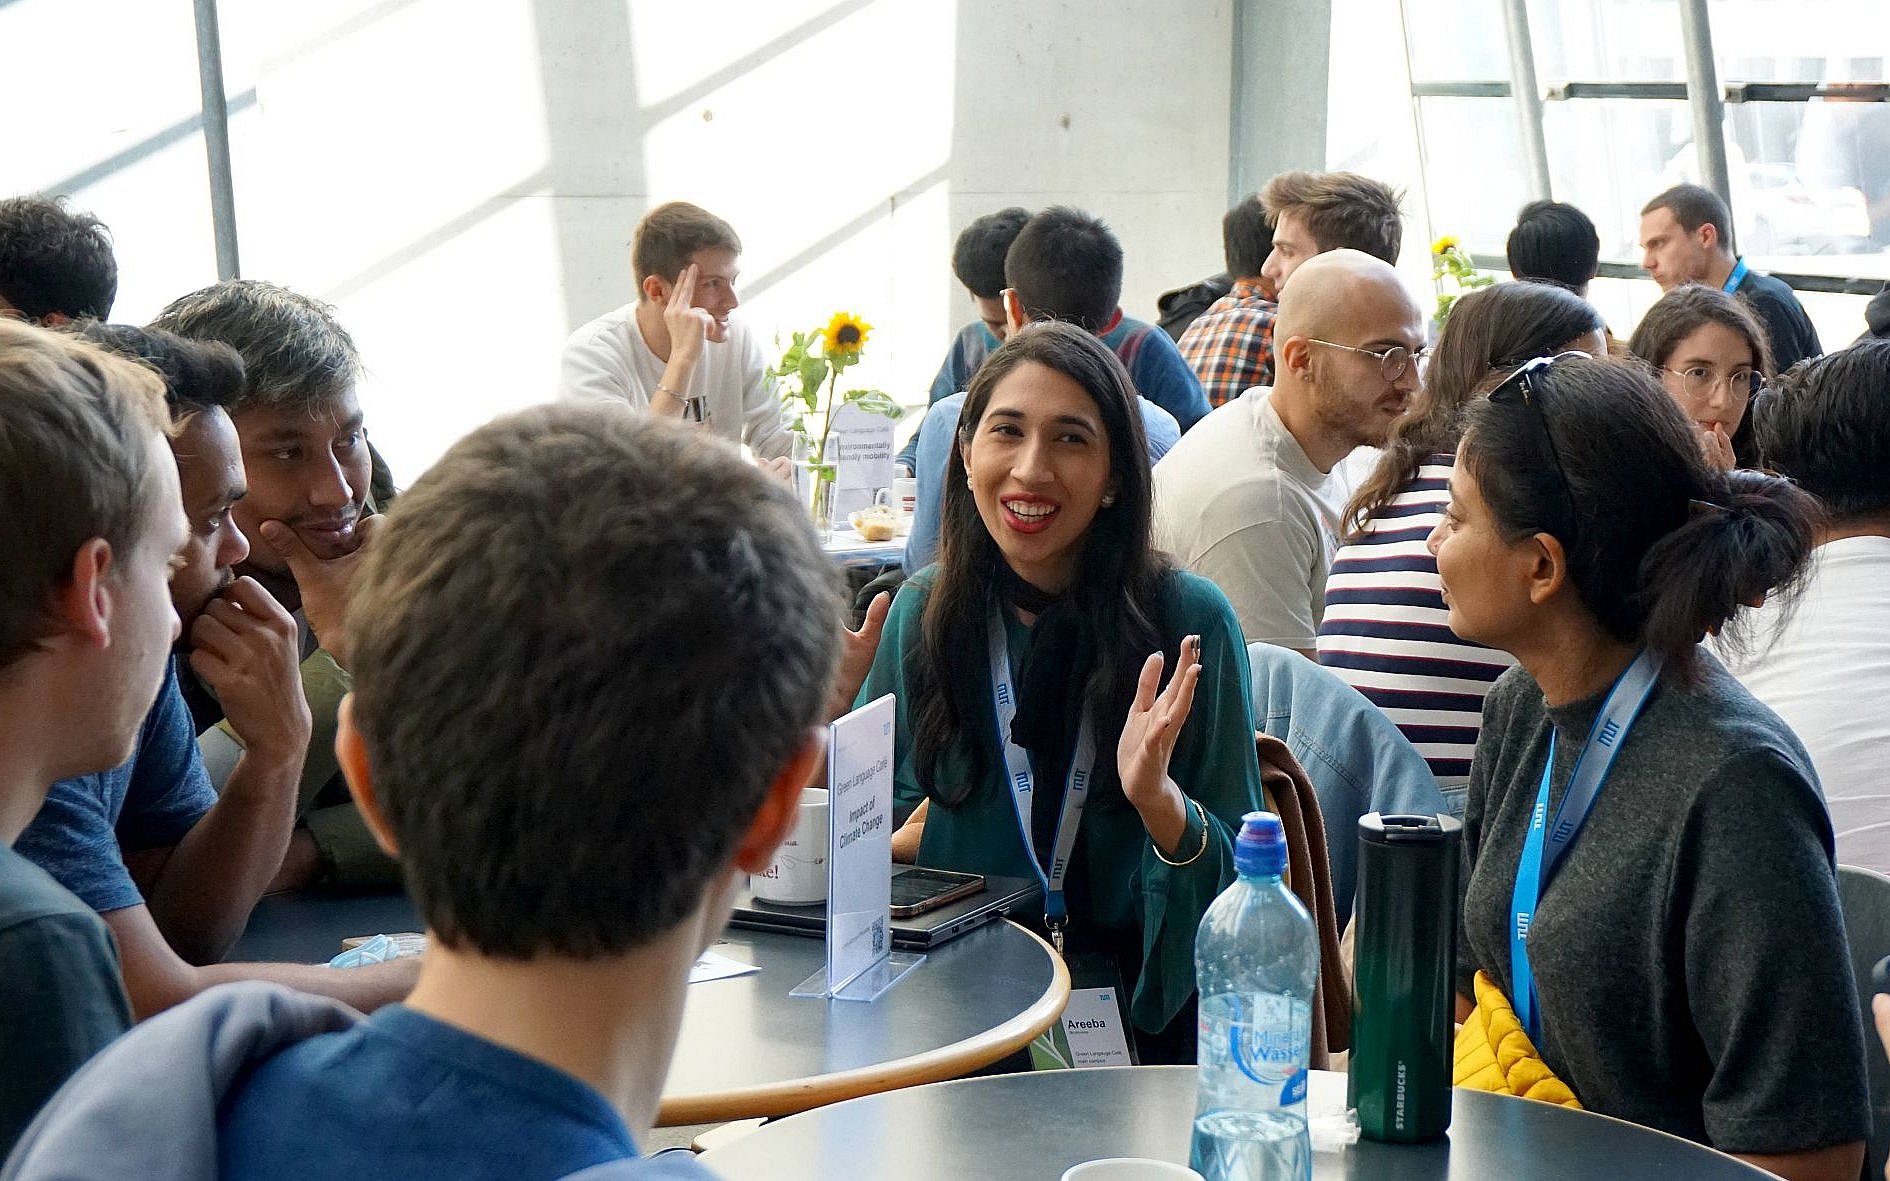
[1452,970,1582,1108]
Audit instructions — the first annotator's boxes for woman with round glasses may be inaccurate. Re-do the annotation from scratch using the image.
[1432,353,1866,1176]
[1319,282,1605,795]
[858,322,1263,1063]
[1628,284,1772,471]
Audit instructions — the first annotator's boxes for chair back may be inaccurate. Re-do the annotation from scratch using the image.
[1838,863,1890,1181]
[1247,641,1445,925]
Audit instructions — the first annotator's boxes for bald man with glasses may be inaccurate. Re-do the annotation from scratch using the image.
[1153,250,1427,656]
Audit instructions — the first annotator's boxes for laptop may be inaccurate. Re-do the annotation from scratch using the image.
[729,871,1041,950]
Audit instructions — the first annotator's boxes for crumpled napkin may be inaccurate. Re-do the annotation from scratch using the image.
[328,932,427,968]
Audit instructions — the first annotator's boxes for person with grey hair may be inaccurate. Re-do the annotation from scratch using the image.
[152,280,397,892]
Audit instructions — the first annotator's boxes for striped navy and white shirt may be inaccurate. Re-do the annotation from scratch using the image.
[1316,456,1515,790]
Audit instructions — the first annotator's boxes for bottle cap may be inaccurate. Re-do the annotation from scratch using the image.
[1234,810,1286,876]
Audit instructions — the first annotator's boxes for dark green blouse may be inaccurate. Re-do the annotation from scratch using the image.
[855,567,1263,1033]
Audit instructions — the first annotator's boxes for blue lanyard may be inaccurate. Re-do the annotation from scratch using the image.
[986,603,1095,952]
[1509,650,1664,1042]
[1721,257,1749,295]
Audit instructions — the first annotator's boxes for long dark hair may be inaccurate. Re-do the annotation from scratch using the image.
[912,322,1171,805]
[1343,281,1602,538]
[1460,356,1816,677]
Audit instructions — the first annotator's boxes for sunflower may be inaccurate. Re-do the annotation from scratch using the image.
[1431,235,1460,256]
[822,311,872,357]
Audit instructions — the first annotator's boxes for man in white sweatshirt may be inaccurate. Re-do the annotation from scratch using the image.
[558,201,793,460]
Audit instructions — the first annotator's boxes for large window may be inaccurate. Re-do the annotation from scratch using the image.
[1397,0,1888,347]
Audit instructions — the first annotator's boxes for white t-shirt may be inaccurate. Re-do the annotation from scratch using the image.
[556,303,794,460]
[1720,534,1890,875]
[1151,387,1341,649]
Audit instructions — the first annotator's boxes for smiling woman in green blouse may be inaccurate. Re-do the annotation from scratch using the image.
[856,322,1262,1064]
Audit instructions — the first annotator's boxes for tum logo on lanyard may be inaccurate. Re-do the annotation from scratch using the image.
[1595,718,1623,749]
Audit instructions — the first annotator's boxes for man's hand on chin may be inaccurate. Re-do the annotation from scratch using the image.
[258,514,386,671]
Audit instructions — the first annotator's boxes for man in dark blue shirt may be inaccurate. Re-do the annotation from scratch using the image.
[1640,183,1823,370]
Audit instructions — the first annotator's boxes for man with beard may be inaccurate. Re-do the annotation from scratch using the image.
[1153,251,1427,656]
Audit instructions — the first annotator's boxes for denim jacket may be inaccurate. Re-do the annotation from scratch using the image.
[1247,641,1452,924]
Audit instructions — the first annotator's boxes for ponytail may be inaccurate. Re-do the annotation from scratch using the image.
[1637,470,1817,671]
[1462,357,1817,680]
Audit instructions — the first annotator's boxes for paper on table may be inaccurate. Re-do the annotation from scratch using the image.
[689,949,761,984]
[1309,1092,1361,1152]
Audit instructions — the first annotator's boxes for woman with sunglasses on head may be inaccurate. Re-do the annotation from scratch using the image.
[1320,281,1606,798]
[857,322,1263,1064]
[1628,283,1773,471]
[1434,354,1866,1179]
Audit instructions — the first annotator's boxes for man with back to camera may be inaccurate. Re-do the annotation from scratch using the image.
[1507,199,1601,298]
[1721,340,1890,876]
[902,205,1192,570]
[559,200,795,463]
[1640,183,1822,370]
[151,280,400,891]
[1153,250,1427,657]
[0,321,178,1150]
[7,403,840,1180]
[14,323,417,1026]
[1177,192,1279,407]
[0,194,117,326]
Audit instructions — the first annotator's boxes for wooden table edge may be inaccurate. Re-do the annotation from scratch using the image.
[657,921,1073,1126]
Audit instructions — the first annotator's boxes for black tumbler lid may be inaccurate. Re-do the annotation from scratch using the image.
[1358,812,1463,846]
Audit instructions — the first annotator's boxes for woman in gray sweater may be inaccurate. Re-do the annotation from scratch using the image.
[1428,353,1867,1181]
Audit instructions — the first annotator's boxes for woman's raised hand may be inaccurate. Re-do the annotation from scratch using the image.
[827,591,892,721]
[1117,635,1201,853]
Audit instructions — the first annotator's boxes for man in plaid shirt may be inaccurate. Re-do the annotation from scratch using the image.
[1182,173,1406,409]
[1179,194,1278,408]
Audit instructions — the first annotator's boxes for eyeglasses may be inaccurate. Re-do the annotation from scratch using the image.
[1659,365,1766,401]
[1486,352,1591,549]
[1307,339,1432,383]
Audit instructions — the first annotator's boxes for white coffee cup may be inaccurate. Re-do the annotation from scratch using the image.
[891,475,918,519]
[752,787,829,904]
[1060,1160,1203,1181]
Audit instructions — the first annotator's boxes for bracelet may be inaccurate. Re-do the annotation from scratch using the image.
[1153,798,1210,867]
[655,383,704,423]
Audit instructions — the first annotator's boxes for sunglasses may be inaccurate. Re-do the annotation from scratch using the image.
[1485,352,1591,549]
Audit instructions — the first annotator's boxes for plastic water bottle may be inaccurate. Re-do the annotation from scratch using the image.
[1189,811,1317,1181]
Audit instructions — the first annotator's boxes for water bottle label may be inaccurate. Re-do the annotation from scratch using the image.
[1229,994,1310,1096]
[1282,1068,1307,1106]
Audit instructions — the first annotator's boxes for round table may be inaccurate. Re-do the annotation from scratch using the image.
[695,1066,1773,1180]
[231,892,1069,1126]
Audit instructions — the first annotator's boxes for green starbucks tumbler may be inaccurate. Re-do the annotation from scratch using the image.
[1347,812,1461,1142]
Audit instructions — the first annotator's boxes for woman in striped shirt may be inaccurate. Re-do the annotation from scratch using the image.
[1317,282,1605,794]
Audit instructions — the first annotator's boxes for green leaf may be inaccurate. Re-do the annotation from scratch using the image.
[798,354,829,395]
[842,388,903,419]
